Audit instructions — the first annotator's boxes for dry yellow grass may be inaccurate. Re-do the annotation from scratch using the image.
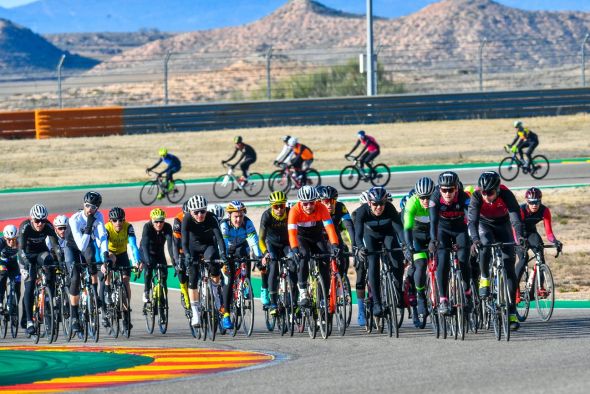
[1,113,589,189]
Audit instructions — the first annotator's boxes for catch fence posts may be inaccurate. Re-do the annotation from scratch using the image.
[266,47,273,100]
[582,34,589,87]
[57,54,66,108]
[163,51,172,105]
[478,38,487,92]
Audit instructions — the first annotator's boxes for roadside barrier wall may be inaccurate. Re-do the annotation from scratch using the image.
[34,107,123,139]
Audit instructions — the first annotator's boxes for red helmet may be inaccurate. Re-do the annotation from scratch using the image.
[525,187,542,203]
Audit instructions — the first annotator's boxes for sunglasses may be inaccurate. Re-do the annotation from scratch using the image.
[111,219,124,223]
[301,201,315,206]
[56,226,67,231]
[272,204,286,209]
[32,218,45,224]
[440,187,456,194]
[482,189,497,196]
[84,203,98,210]
[418,195,431,200]
[370,201,386,207]
[527,200,541,205]
[153,220,165,224]
[321,199,335,204]
[191,209,207,215]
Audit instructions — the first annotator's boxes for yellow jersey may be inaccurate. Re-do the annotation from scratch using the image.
[105,221,133,255]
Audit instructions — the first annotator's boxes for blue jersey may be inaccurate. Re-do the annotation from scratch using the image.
[162,153,181,169]
[220,217,262,258]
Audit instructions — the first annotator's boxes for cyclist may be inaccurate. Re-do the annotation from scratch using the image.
[403,177,434,325]
[103,207,141,330]
[181,195,227,329]
[172,201,191,310]
[140,208,176,321]
[345,130,380,179]
[468,171,525,331]
[506,120,539,170]
[208,204,226,221]
[65,191,107,333]
[428,172,472,315]
[146,148,182,200]
[258,191,293,316]
[516,187,562,290]
[274,135,293,167]
[286,137,314,185]
[221,136,257,186]
[50,215,68,252]
[288,186,340,307]
[18,204,62,335]
[0,225,21,315]
[354,187,406,318]
[351,190,370,325]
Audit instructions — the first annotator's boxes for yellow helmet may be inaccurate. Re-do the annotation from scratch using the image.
[269,191,287,205]
[150,208,166,221]
[158,147,168,157]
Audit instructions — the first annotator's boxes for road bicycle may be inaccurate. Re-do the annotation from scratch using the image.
[213,163,264,199]
[268,162,322,193]
[516,244,560,322]
[339,154,391,190]
[195,258,224,341]
[67,262,100,343]
[140,170,187,205]
[301,256,329,339]
[228,256,256,337]
[103,263,133,339]
[0,269,20,339]
[30,264,56,344]
[52,261,70,342]
[143,261,169,335]
[274,257,298,337]
[312,253,347,337]
[498,147,550,181]
[443,243,468,341]
[425,254,442,338]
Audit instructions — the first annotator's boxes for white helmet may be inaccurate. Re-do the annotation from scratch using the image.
[30,204,48,220]
[207,204,225,220]
[287,137,298,147]
[53,215,68,228]
[3,224,18,239]
[359,191,370,204]
[187,195,207,211]
[297,185,319,202]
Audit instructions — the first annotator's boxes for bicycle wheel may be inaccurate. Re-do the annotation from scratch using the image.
[107,289,120,338]
[158,287,168,334]
[1,311,7,339]
[342,275,353,328]
[144,287,155,334]
[314,275,328,340]
[339,165,361,190]
[305,169,322,187]
[207,283,217,341]
[530,155,550,180]
[213,174,235,199]
[498,156,520,181]
[9,292,19,339]
[426,276,439,338]
[87,286,100,343]
[242,173,265,197]
[32,287,40,344]
[516,272,530,323]
[268,170,290,193]
[166,179,187,203]
[380,276,393,337]
[59,286,71,340]
[455,274,466,341]
[535,264,555,322]
[120,284,131,339]
[370,163,391,187]
[264,306,276,332]
[285,276,296,337]
[199,281,209,341]
[43,286,55,344]
[469,280,480,334]
[333,274,346,336]
[139,181,159,206]
[240,278,255,337]
[306,281,317,339]
[499,269,510,342]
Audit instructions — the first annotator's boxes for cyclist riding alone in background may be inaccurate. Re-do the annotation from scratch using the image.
[274,135,293,168]
[0,225,21,315]
[222,136,257,186]
[346,130,380,178]
[506,120,539,170]
[146,148,182,199]
[516,187,563,287]
[285,137,314,185]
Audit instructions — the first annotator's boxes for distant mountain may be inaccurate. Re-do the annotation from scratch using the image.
[0,18,97,73]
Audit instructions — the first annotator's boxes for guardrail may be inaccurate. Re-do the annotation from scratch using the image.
[2,87,590,139]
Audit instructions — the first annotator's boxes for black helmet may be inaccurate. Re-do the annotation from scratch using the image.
[234,136,243,144]
[84,191,102,207]
[109,207,125,221]
[438,171,459,187]
[367,186,388,203]
[478,171,501,192]
[320,185,338,200]
[415,177,434,197]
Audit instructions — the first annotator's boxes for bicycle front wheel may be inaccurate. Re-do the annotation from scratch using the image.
[241,278,255,337]
[213,174,235,199]
[498,156,520,181]
[339,165,361,190]
[87,286,100,343]
[499,269,510,342]
[9,292,19,339]
[158,287,168,334]
[516,272,530,323]
[314,276,328,339]
[243,173,265,197]
[388,274,400,338]
[370,163,391,187]
[530,155,550,180]
[342,275,353,328]
[166,179,187,203]
[206,283,217,341]
[139,181,159,205]
[120,284,132,339]
[144,294,155,335]
[268,170,290,193]
[535,264,555,321]
[333,274,346,336]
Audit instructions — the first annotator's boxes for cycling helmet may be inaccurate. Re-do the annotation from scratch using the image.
[150,208,166,221]
[53,215,68,228]
[2,224,17,239]
[269,191,287,205]
[438,171,459,188]
[359,191,370,204]
[357,130,366,138]
[30,204,48,220]
[234,136,243,144]
[297,185,319,202]
[208,204,225,219]
[182,201,189,214]
[319,185,338,200]
[226,200,247,213]
[315,185,327,198]
[387,192,394,202]
[514,120,523,129]
[415,177,435,197]
[109,207,125,221]
[83,191,102,208]
[367,186,388,203]
[478,171,501,192]
[525,187,542,203]
[281,135,291,143]
[158,147,168,157]
[287,137,298,147]
[187,195,207,211]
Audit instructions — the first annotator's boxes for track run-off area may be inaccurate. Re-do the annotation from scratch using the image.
[1,159,590,392]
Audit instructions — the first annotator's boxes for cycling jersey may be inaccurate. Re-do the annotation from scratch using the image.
[66,210,108,256]
[332,201,355,239]
[0,239,18,265]
[225,143,256,163]
[467,185,524,241]
[511,128,539,145]
[404,195,430,234]
[181,212,225,258]
[429,188,470,240]
[291,143,313,162]
[520,203,556,243]
[18,219,61,268]
[288,201,339,248]
[140,221,175,266]
[353,202,404,247]
[220,217,262,258]
[258,207,290,254]
[173,211,184,254]
[105,221,141,264]
[361,135,380,153]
